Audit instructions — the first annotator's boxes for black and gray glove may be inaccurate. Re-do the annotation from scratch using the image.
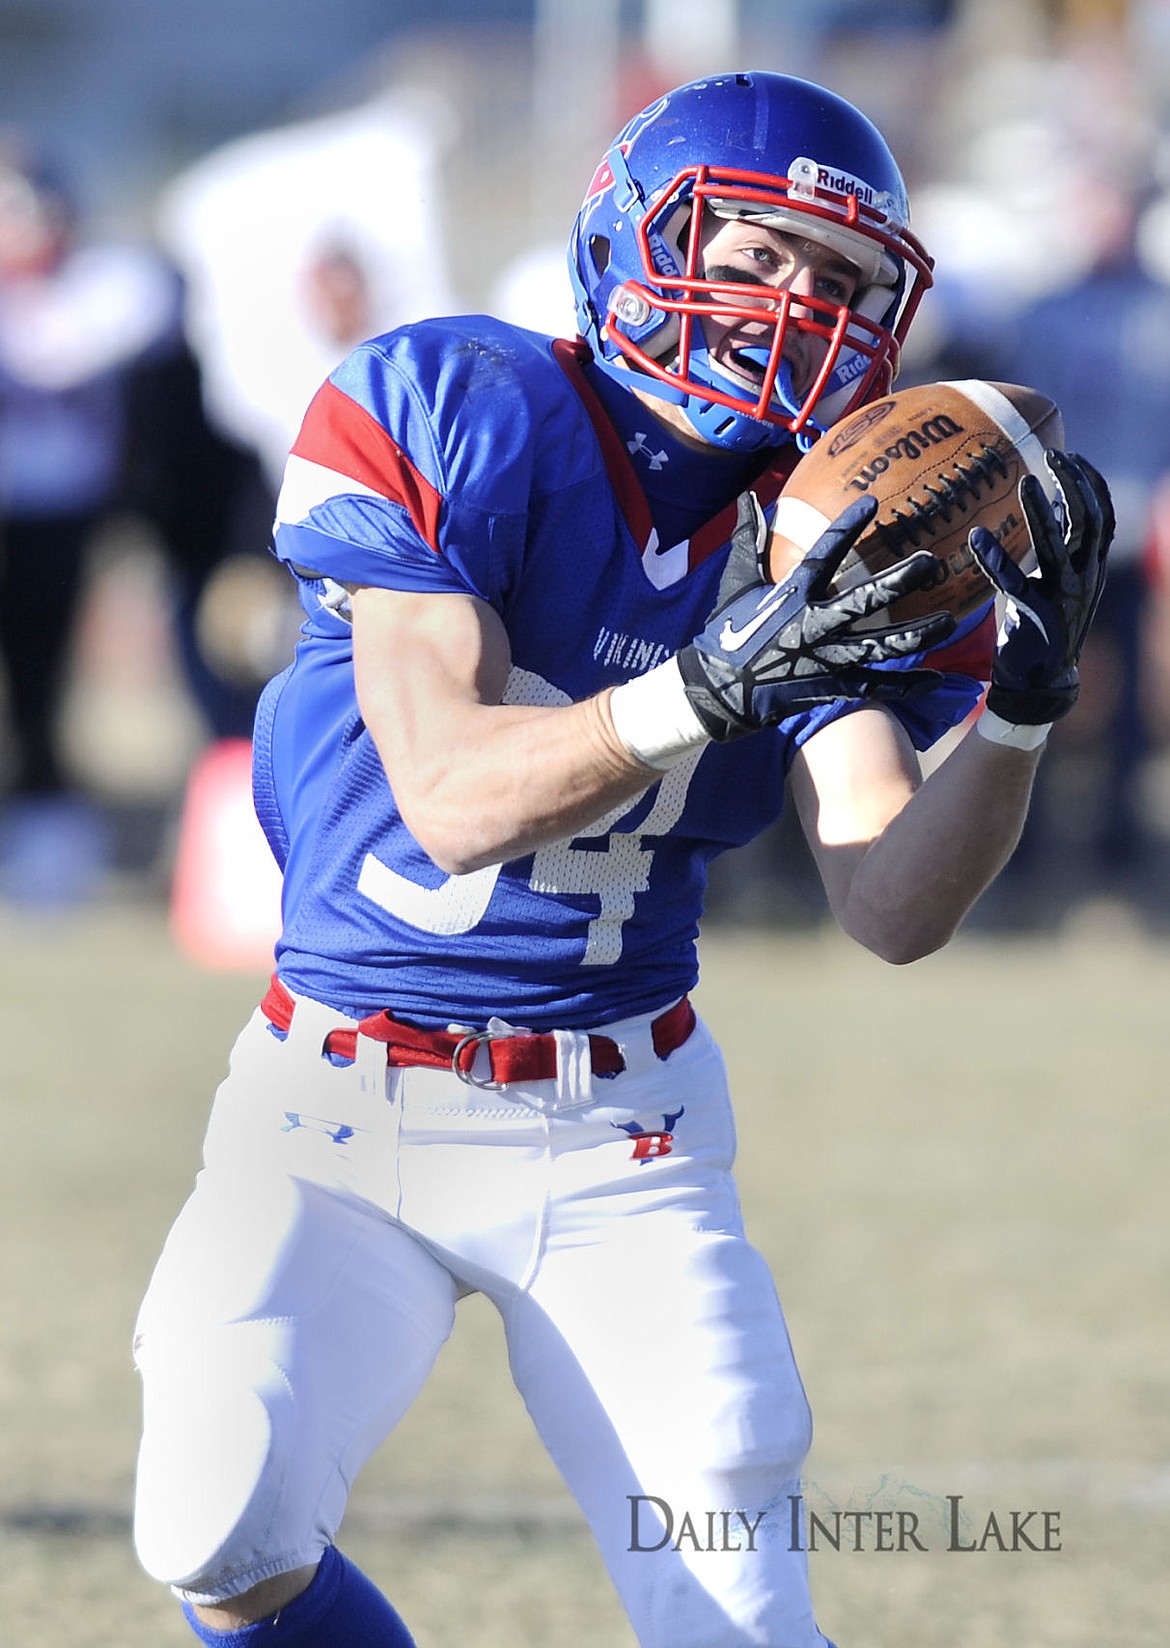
[677,490,957,741]
[968,451,1114,726]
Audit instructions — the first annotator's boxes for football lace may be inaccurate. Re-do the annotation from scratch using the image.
[871,443,1011,555]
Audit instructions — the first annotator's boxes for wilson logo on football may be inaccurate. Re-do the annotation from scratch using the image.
[847,415,965,492]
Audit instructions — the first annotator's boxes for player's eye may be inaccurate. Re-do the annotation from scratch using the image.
[815,275,852,303]
[743,243,792,279]
[711,239,786,276]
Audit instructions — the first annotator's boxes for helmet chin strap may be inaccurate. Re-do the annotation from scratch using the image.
[735,348,828,452]
[734,347,801,416]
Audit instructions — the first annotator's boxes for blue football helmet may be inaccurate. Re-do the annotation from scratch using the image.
[568,71,933,453]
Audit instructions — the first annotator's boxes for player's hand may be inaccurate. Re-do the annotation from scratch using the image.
[968,450,1114,726]
[677,490,956,741]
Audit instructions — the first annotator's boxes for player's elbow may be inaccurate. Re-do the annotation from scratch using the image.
[396,792,500,878]
[830,854,973,963]
[863,929,948,967]
[842,905,958,966]
[404,814,493,878]
[420,840,480,877]
[431,840,501,877]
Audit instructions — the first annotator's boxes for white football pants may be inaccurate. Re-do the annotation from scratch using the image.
[133,988,830,1648]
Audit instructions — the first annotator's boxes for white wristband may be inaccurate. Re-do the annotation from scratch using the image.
[608,657,712,771]
[975,708,1052,750]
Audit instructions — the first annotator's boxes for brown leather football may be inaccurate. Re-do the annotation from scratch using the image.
[767,380,1065,625]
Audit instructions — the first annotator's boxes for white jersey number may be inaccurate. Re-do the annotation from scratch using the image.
[356,666,700,965]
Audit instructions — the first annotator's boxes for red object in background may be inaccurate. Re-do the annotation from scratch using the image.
[1142,475,1170,591]
[170,737,283,971]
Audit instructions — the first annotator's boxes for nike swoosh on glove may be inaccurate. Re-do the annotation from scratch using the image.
[678,490,957,741]
[968,450,1114,725]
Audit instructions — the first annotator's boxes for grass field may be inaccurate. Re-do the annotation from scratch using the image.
[1,898,1167,1646]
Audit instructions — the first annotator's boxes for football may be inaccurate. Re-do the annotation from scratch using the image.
[767,379,1065,625]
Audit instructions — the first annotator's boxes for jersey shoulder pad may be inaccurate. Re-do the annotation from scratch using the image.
[334,316,602,513]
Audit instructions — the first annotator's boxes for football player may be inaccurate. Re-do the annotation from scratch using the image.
[133,71,1112,1647]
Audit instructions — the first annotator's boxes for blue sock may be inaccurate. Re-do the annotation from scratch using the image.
[181,1546,415,1646]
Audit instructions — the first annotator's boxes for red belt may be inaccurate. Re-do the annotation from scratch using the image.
[260,976,695,1088]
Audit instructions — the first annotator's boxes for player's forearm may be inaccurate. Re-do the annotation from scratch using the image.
[375,690,656,875]
[836,728,1041,963]
[352,586,660,873]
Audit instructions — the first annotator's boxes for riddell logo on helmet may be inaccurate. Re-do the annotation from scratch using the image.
[645,225,679,280]
[791,158,884,209]
[816,167,882,205]
[789,157,902,227]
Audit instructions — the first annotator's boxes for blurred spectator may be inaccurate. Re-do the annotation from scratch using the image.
[148,82,462,742]
[989,180,1170,887]
[119,303,284,746]
[0,135,180,904]
[156,82,459,490]
[150,82,460,966]
[0,132,290,909]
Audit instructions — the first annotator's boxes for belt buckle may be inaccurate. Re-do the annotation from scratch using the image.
[451,1029,507,1091]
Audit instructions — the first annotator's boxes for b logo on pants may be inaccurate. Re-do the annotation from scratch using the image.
[614,1108,684,1163]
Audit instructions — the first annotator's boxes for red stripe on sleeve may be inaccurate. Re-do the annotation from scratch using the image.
[291,378,444,552]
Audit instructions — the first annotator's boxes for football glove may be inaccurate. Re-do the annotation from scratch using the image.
[968,450,1114,726]
[677,490,957,742]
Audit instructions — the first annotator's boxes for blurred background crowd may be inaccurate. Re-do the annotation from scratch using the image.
[2,0,1169,949]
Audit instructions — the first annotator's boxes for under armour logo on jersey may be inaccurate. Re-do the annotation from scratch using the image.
[613,1107,685,1162]
[628,431,669,471]
[281,1111,358,1145]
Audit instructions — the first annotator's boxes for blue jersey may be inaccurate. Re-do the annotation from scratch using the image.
[256,316,991,1027]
